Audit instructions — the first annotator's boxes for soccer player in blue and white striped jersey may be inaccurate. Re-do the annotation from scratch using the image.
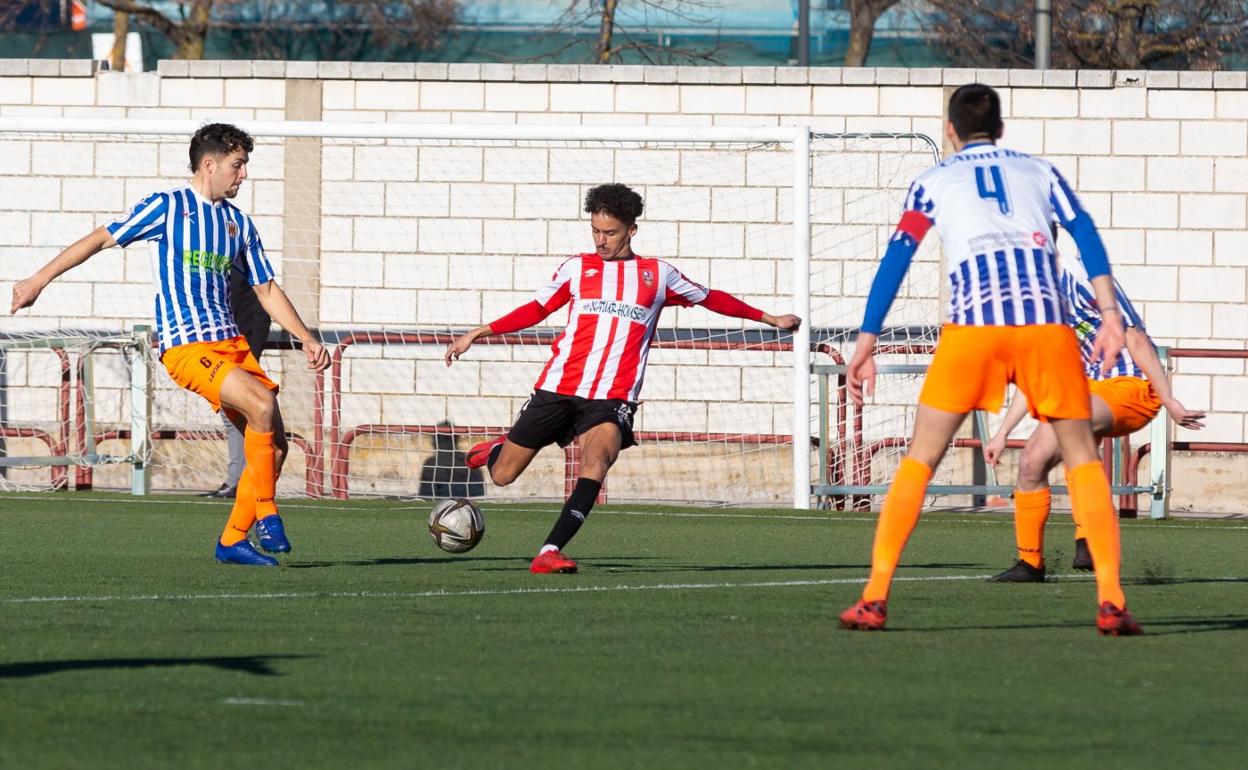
[10,123,329,567]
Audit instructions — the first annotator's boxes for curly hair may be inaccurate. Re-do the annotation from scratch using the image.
[584,183,644,226]
[188,123,255,172]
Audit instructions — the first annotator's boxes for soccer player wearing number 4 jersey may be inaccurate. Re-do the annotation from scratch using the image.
[9,123,330,567]
[983,255,1205,582]
[445,183,801,574]
[839,84,1143,635]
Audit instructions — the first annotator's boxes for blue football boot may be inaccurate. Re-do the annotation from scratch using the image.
[215,539,278,567]
[255,514,291,554]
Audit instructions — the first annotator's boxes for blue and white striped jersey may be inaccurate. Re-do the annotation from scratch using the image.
[897,143,1102,327]
[107,186,274,353]
[1059,257,1146,381]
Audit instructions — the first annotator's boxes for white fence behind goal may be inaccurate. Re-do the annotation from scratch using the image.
[0,120,939,506]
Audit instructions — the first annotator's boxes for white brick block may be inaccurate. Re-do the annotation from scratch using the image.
[1180,194,1246,229]
[322,81,355,110]
[483,219,547,255]
[323,249,382,292]
[353,216,420,252]
[1113,121,1179,155]
[878,86,943,117]
[417,289,482,325]
[1215,91,1248,119]
[1079,156,1144,192]
[679,151,745,186]
[1213,231,1248,266]
[0,77,31,104]
[321,216,352,251]
[157,78,222,107]
[712,187,776,223]
[1179,266,1245,303]
[385,182,450,217]
[679,222,745,258]
[1098,229,1145,264]
[61,177,124,212]
[549,148,614,184]
[419,219,482,253]
[1,176,59,211]
[1212,304,1248,339]
[31,141,93,176]
[514,184,579,219]
[419,81,481,111]
[419,146,482,182]
[1149,90,1214,119]
[1079,88,1145,118]
[745,85,810,115]
[1147,157,1213,192]
[30,77,92,106]
[351,288,417,324]
[618,149,680,185]
[548,83,613,113]
[1012,89,1078,117]
[224,79,285,109]
[1045,120,1110,155]
[0,139,30,173]
[484,82,547,112]
[617,84,678,113]
[1143,301,1209,338]
[354,145,420,182]
[349,359,415,394]
[91,280,147,317]
[354,81,419,110]
[680,85,744,114]
[450,183,515,218]
[1180,121,1247,157]
[1112,193,1177,228]
[1211,376,1248,412]
[1146,230,1213,266]
[1213,158,1248,193]
[1114,265,1176,301]
[94,72,159,107]
[414,359,480,396]
[1179,71,1214,89]
[322,182,384,216]
[645,186,710,222]
[482,147,548,184]
[384,253,448,289]
[811,86,877,115]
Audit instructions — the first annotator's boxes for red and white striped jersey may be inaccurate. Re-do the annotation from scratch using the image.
[533,254,709,401]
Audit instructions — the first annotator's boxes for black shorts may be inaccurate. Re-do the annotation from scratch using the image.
[507,389,638,451]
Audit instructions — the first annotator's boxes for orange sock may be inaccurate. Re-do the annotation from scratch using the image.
[219,468,257,546]
[1068,461,1126,608]
[244,428,278,519]
[1013,488,1051,569]
[862,457,933,603]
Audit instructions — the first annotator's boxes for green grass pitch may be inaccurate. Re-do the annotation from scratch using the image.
[1,492,1245,769]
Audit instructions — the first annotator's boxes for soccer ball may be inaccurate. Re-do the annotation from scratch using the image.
[428,498,485,553]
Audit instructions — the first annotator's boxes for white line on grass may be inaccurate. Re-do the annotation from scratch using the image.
[222,697,305,707]
[3,572,1099,606]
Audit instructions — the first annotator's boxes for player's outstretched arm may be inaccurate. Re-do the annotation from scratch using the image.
[1124,327,1206,430]
[696,289,801,330]
[251,281,330,372]
[984,391,1030,466]
[10,226,116,314]
[445,298,564,367]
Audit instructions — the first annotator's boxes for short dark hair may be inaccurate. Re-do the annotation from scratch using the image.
[188,123,254,172]
[948,83,1003,142]
[584,183,644,226]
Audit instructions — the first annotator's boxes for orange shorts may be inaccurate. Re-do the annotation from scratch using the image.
[160,336,278,413]
[1089,376,1161,436]
[919,324,1091,422]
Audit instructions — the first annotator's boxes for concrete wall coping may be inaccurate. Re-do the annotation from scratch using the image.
[1,58,1245,89]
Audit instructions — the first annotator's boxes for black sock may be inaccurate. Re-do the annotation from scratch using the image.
[486,442,503,471]
[542,477,602,551]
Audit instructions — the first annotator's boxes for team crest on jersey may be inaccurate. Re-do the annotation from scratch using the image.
[641,269,654,286]
[227,222,239,238]
[1032,231,1048,247]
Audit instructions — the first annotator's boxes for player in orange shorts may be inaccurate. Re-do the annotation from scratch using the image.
[10,123,329,567]
[983,257,1205,581]
[838,84,1144,635]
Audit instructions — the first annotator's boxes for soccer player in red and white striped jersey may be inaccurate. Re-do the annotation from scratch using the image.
[445,183,801,574]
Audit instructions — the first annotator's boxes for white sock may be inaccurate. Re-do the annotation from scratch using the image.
[539,544,559,555]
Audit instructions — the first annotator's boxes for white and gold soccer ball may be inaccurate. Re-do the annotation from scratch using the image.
[428,498,485,553]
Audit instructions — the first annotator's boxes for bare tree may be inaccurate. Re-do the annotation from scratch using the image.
[521,0,730,65]
[844,0,901,66]
[923,0,1248,70]
[91,0,458,61]
[110,11,131,71]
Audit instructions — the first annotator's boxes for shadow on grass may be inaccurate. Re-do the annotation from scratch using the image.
[0,654,311,680]
[882,615,1248,636]
[613,561,981,574]
[286,556,529,569]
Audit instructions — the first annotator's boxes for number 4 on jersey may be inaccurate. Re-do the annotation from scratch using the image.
[975,165,1012,215]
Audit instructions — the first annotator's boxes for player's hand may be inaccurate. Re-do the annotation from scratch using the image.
[766,313,802,331]
[303,340,330,372]
[10,275,45,314]
[444,331,477,366]
[1091,310,1126,375]
[983,433,1007,466]
[846,335,878,408]
[1165,399,1206,430]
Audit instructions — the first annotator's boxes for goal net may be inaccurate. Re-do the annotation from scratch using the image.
[0,122,941,506]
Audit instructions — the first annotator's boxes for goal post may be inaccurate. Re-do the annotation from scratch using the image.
[0,116,946,508]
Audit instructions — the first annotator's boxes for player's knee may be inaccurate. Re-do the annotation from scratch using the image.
[1017,449,1049,486]
[489,467,517,486]
[245,390,277,429]
[273,441,287,469]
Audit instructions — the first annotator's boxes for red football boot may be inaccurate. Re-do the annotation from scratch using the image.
[530,549,578,574]
[465,435,506,470]
[1096,602,1144,636]
[839,599,888,631]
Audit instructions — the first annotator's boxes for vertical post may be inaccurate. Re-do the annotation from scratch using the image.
[81,349,98,462]
[971,409,992,506]
[792,127,812,510]
[129,326,152,495]
[1149,346,1171,519]
[797,0,811,66]
[1035,0,1052,70]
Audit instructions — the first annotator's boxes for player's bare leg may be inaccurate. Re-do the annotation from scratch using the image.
[841,405,965,630]
[483,440,540,486]
[1049,417,1141,634]
[531,422,622,575]
[214,369,284,565]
